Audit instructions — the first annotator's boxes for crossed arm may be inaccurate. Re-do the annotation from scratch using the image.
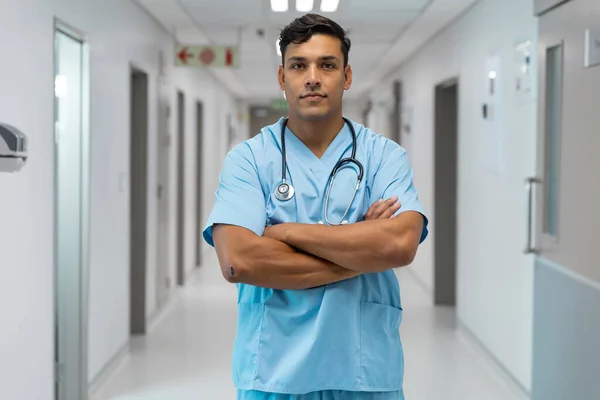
[264,208,424,274]
[212,197,424,290]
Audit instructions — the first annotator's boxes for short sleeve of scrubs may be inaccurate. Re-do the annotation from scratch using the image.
[371,141,429,244]
[203,143,266,247]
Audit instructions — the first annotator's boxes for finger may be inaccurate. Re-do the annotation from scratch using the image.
[380,201,401,219]
[365,199,383,219]
[374,196,398,217]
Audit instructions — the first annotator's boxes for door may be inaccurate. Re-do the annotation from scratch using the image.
[195,101,204,268]
[54,24,90,400]
[129,67,149,335]
[433,78,458,306]
[226,113,233,150]
[392,81,402,146]
[156,76,171,306]
[176,91,186,286]
[529,1,600,399]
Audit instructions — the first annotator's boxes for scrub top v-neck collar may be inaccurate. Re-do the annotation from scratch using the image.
[283,121,353,174]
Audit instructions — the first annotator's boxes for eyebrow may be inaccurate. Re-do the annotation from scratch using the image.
[287,55,341,64]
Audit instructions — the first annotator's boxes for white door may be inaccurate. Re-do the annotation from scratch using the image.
[530,1,600,398]
[54,25,90,400]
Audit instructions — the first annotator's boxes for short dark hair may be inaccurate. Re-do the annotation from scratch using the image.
[278,13,351,66]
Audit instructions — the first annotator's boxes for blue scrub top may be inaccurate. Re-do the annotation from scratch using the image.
[203,118,428,395]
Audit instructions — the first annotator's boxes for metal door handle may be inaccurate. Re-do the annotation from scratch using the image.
[524,177,541,254]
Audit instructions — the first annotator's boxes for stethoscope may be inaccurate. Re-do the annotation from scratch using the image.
[274,117,364,225]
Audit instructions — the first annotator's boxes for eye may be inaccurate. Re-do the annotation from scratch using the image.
[291,63,304,70]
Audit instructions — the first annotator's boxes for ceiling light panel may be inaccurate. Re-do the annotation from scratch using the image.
[320,0,339,12]
[296,0,314,12]
[271,0,288,12]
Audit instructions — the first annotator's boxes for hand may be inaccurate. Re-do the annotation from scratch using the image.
[264,224,287,242]
[364,196,401,220]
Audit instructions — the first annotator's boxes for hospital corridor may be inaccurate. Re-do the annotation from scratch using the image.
[1,0,599,400]
[90,256,527,400]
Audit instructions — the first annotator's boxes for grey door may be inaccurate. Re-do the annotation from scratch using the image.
[129,67,149,335]
[434,79,458,307]
[156,76,171,306]
[195,101,204,268]
[529,1,600,399]
[176,91,186,286]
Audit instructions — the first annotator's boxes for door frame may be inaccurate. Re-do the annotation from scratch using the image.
[53,18,91,400]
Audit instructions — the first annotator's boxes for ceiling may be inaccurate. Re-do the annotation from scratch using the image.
[136,0,478,105]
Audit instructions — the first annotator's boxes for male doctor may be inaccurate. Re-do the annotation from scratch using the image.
[203,13,428,400]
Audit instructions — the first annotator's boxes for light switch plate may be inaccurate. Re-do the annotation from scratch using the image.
[584,28,600,68]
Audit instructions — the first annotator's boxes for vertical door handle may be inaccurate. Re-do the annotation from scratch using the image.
[524,177,541,254]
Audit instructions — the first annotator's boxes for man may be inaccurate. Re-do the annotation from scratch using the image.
[203,13,428,400]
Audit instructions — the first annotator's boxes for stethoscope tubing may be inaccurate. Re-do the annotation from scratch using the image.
[276,117,364,225]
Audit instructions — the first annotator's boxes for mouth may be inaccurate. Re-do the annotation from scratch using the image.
[301,93,326,100]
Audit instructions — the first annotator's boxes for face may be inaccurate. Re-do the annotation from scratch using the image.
[278,34,352,123]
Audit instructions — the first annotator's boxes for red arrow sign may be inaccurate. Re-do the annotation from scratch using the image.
[176,45,239,68]
[178,47,193,64]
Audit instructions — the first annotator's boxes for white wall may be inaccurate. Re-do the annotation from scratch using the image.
[0,0,55,398]
[0,0,239,397]
[369,0,537,393]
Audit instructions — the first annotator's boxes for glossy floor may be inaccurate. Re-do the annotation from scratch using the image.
[92,258,529,400]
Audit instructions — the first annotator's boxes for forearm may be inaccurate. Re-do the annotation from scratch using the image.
[272,217,420,273]
[215,234,360,290]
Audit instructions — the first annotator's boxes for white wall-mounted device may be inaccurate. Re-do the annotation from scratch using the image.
[0,123,28,173]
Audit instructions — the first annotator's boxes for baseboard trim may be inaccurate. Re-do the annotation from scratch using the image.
[88,340,131,399]
[457,320,531,399]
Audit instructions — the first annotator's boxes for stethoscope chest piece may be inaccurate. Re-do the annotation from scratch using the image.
[275,182,294,201]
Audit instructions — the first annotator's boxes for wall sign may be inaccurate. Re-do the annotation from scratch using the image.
[175,45,240,68]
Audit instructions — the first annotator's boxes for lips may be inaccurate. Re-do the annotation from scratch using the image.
[302,93,326,99]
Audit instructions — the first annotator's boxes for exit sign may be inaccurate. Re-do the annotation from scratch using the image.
[176,45,240,68]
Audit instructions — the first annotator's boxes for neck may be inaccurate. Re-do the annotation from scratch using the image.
[286,114,345,158]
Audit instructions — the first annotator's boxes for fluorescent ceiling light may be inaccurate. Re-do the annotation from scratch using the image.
[271,0,288,12]
[296,0,313,12]
[276,40,282,56]
[320,0,339,12]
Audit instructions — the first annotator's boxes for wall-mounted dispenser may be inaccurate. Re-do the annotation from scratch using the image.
[0,123,28,173]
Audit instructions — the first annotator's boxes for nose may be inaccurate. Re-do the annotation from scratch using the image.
[304,65,321,88]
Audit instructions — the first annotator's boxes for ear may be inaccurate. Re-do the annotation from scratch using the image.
[344,65,353,91]
[278,65,285,91]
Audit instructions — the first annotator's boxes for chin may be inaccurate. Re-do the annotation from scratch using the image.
[296,108,332,122]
